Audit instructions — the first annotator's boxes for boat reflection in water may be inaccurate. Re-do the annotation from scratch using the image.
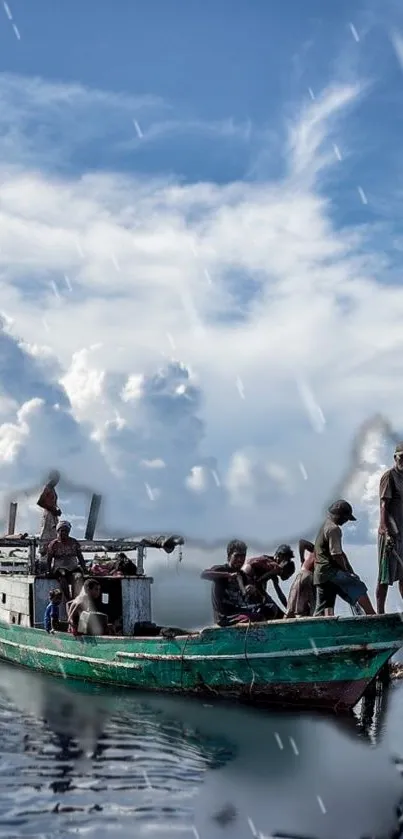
[353,677,392,746]
[0,663,402,839]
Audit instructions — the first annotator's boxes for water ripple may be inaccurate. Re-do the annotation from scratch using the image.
[0,666,235,838]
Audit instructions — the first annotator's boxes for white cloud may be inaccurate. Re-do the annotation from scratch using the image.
[141,458,166,469]
[391,31,403,72]
[287,82,362,181]
[186,466,208,493]
[61,347,106,418]
[0,70,401,548]
[121,375,144,403]
[225,449,294,511]
[345,417,398,542]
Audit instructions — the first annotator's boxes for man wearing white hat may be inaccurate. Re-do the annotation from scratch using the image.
[46,520,86,602]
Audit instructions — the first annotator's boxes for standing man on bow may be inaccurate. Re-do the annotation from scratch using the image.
[314,500,375,617]
[37,470,61,557]
[377,442,403,614]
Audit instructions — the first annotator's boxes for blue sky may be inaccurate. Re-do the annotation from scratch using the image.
[2,0,331,118]
[0,0,402,548]
[2,0,400,189]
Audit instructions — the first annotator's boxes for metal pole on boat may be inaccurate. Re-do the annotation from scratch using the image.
[137,545,145,576]
[7,502,17,535]
[84,494,102,541]
[28,540,36,575]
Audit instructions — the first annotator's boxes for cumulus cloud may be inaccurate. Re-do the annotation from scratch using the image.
[344,416,400,543]
[0,69,401,547]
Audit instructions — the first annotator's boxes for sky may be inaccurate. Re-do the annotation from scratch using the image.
[1,0,403,566]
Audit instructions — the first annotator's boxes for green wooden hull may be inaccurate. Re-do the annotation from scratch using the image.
[0,613,401,713]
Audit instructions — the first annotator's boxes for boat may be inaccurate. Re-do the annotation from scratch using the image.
[0,496,402,714]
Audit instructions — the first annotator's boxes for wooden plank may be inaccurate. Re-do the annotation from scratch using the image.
[78,540,142,552]
[121,578,152,634]
[84,494,102,541]
[7,502,17,535]
[0,609,30,628]
[0,534,182,554]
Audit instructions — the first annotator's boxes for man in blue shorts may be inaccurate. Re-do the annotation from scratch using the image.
[313,500,375,616]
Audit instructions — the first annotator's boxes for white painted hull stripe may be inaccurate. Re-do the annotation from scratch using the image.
[0,635,142,669]
[0,634,398,667]
[115,641,401,661]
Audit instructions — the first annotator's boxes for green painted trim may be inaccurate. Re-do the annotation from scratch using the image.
[0,613,401,711]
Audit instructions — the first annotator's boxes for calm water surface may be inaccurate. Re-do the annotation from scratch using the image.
[1,664,403,839]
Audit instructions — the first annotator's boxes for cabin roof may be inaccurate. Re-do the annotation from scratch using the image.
[0,534,184,553]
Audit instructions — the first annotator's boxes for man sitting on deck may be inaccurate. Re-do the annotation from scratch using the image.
[67,578,102,635]
[285,540,315,619]
[201,540,250,626]
[47,520,87,602]
[241,545,296,620]
[313,500,375,617]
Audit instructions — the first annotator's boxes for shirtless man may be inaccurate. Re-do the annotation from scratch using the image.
[37,470,61,556]
[47,520,86,602]
[67,578,102,635]
[241,545,296,620]
[377,442,403,613]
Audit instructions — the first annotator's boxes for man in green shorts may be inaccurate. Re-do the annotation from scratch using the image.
[377,442,403,613]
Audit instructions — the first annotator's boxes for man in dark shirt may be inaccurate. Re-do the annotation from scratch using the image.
[314,500,375,616]
[201,540,249,625]
[377,442,403,613]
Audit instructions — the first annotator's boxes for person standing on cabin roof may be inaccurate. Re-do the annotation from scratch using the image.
[285,540,315,619]
[377,442,403,614]
[240,545,296,620]
[313,500,375,617]
[37,470,61,557]
[47,520,87,602]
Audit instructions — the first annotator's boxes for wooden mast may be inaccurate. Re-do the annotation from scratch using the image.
[84,494,102,542]
[7,502,17,536]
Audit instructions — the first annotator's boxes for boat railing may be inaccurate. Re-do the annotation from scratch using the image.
[0,536,184,574]
[1,497,184,574]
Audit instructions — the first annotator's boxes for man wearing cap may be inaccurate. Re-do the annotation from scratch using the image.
[313,500,375,616]
[377,443,403,613]
[47,521,87,602]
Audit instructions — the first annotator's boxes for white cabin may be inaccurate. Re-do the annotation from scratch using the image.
[0,521,183,635]
[0,573,153,634]
[0,496,183,636]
